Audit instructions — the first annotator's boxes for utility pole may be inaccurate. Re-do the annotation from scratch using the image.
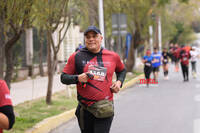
[158,17,162,51]
[149,25,153,52]
[98,0,105,47]
[25,28,33,77]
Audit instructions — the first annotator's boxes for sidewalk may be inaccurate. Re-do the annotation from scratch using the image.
[11,74,66,106]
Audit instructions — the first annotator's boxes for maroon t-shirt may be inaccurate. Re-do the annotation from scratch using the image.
[0,80,12,133]
[63,48,125,106]
[180,51,190,65]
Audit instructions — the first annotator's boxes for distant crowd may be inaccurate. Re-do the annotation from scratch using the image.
[142,43,200,86]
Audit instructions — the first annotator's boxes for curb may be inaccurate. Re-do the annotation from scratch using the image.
[120,74,144,91]
[26,109,76,133]
[26,74,144,133]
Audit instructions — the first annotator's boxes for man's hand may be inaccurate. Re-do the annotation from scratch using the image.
[110,81,121,93]
[78,73,90,83]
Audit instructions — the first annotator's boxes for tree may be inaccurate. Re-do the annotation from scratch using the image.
[54,0,199,73]
[34,0,70,104]
[0,0,33,88]
[162,0,199,45]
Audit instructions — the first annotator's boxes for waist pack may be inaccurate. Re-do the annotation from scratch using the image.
[80,99,114,118]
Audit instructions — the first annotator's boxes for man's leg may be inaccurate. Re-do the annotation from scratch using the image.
[181,64,185,81]
[75,105,94,133]
[94,116,113,133]
[185,65,189,81]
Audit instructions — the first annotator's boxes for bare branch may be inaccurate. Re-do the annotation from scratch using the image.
[48,30,56,53]
[56,18,70,53]
[9,21,18,34]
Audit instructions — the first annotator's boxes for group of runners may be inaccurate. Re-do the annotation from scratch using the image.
[142,43,200,86]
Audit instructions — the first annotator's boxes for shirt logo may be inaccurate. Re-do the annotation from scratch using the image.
[5,94,11,99]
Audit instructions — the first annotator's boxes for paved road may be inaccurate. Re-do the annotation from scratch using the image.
[50,62,200,133]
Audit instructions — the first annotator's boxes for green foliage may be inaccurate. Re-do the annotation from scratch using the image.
[171,22,184,43]
[179,0,189,3]
[0,0,34,31]
[33,0,69,32]
[157,0,171,7]
[166,22,195,44]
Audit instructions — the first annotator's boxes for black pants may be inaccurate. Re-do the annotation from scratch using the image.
[191,62,196,73]
[144,66,152,80]
[75,104,113,133]
[181,63,189,80]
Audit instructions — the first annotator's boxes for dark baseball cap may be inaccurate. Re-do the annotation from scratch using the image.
[84,26,101,35]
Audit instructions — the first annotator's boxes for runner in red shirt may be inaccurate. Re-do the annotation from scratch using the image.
[173,44,181,72]
[61,26,126,133]
[0,80,15,133]
[179,48,191,81]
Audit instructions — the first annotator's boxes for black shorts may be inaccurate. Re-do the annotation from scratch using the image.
[153,67,159,72]
[75,104,113,133]
[174,57,179,63]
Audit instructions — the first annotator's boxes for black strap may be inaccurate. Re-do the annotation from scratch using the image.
[77,93,97,103]
[87,82,103,92]
[96,49,104,67]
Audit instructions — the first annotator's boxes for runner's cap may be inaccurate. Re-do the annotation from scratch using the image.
[84,26,101,35]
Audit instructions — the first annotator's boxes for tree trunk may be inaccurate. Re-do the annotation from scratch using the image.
[4,47,13,89]
[46,50,57,104]
[46,33,59,105]
[4,32,22,89]
[126,28,141,72]
[0,19,5,79]
[126,37,135,72]
[46,34,52,104]
[0,46,4,79]
[38,29,44,76]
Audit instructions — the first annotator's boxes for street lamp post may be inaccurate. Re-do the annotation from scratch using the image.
[158,17,162,51]
[149,25,153,52]
[98,0,105,47]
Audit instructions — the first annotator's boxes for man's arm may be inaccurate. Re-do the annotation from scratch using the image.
[116,69,126,86]
[0,105,15,130]
[60,72,78,85]
[61,72,92,85]
[111,69,126,93]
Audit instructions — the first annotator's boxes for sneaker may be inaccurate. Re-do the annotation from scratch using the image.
[194,73,197,78]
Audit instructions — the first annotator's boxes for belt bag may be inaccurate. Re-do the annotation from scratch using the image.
[82,99,114,118]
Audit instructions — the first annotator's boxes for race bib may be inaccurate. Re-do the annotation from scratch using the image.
[88,65,107,81]
[163,59,168,63]
[154,59,159,63]
[145,62,151,66]
[183,57,187,61]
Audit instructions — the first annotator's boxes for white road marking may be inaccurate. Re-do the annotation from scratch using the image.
[194,95,200,102]
[196,84,200,88]
[194,119,200,133]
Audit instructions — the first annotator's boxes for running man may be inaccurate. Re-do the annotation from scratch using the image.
[142,49,153,87]
[151,47,162,82]
[61,26,126,133]
[179,47,191,81]
[162,48,170,80]
[190,46,199,78]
